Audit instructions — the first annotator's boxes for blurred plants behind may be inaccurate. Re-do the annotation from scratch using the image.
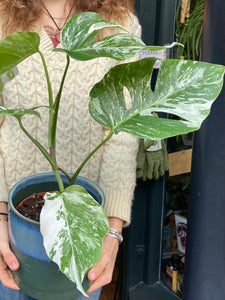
[176,0,205,61]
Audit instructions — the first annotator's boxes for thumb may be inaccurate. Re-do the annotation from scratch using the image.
[88,262,104,282]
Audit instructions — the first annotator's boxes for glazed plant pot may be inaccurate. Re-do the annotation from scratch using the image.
[8,172,104,300]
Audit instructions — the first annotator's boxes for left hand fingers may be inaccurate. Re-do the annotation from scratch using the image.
[86,235,119,293]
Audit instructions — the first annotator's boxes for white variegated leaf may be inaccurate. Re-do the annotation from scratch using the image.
[56,11,181,61]
[89,58,225,140]
[40,185,109,296]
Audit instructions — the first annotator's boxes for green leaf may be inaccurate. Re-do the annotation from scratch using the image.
[57,11,180,61]
[40,185,109,296]
[0,105,41,118]
[0,31,40,75]
[89,58,225,140]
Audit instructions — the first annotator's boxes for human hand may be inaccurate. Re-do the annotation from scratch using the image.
[86,217,123,294]
[0,202,20,290]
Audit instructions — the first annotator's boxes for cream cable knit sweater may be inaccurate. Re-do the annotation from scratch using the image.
[0,15,141,226]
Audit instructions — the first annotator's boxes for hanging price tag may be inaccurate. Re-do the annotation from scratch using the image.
[140,49,166,69]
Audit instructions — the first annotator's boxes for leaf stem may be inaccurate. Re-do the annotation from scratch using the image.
[69,129,114,185]
[38,51,54,108]
[17,117,65,192]
[38,51,56,160]
[49,55,71,155]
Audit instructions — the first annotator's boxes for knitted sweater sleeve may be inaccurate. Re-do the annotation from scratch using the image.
[99,15,142,226]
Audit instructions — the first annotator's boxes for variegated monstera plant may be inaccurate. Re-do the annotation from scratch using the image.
[0,12,224,296]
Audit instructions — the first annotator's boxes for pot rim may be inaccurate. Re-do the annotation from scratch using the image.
[9,172,105,226]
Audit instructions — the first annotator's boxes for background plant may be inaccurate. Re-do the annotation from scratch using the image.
[165,0,205,218]
[176,0,205,60]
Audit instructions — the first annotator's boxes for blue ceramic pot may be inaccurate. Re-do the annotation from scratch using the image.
[8,172,104,300]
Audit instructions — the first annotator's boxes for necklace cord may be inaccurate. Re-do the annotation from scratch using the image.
[41,2,74,31]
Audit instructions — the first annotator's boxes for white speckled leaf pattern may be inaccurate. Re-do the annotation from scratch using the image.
[40,185,109,296]
[89,58,225,140]
[60,12,125,49]
[62,33,145,61]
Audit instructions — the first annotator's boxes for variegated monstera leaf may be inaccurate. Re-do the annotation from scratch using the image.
[89,58,225,140]
[40,185,109,296]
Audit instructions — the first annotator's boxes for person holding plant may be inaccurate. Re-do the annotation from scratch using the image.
[0,0,141,299]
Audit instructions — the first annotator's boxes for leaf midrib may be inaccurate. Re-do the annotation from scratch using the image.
[112,71,207,131]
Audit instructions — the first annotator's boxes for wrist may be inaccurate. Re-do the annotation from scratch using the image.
[108,228,123,244]
[107,217,124,244]
[108,217,123,232]
[0,201,8,213]
[0,212,8,222]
